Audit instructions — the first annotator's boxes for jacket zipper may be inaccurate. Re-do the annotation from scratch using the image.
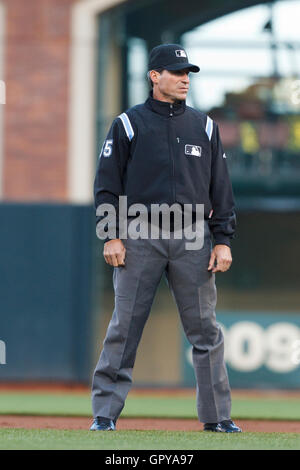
[169,104,176,202]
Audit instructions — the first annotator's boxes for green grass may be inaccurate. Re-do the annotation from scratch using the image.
[1,392,300,450]
[0,428,299,450]
[1,392,300,421]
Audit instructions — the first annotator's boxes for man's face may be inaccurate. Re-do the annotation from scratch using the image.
[152,68,190,102]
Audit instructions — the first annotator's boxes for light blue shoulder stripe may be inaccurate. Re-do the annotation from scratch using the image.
[118,112,134,142]
[205,116,213,141]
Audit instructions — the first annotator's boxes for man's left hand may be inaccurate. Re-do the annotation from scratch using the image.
[208,244,232,273]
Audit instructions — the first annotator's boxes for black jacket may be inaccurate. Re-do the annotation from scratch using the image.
[94,91,236,246]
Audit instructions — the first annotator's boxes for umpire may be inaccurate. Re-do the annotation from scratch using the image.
[91,44,242,433]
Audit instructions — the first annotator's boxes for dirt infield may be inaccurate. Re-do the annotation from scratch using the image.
[1,415,300,433]
[1,383,300,399]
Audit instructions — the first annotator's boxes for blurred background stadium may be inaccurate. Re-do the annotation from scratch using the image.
[0,0,300,390]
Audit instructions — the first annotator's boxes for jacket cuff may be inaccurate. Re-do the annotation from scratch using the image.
[213,233,231,248]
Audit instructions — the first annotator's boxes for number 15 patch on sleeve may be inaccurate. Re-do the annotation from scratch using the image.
[99,139,113,158]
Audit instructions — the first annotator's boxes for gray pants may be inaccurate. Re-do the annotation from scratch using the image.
[91,222,231,423]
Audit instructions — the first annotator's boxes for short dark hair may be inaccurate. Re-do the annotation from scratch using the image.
[147,68,163,88]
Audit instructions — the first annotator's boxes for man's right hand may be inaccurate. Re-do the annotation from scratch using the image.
[103,239,126,267]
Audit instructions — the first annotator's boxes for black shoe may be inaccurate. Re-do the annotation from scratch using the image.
[204,420,242,433]
[90,416,116,431]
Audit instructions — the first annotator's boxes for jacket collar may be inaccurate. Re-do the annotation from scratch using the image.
[145,90,186,117]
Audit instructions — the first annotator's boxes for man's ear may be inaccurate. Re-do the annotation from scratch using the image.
[149,70,160,85]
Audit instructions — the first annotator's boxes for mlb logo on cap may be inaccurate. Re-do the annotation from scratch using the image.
[175,50,187,58]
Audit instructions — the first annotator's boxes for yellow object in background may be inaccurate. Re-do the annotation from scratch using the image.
[240,122,259,154]
[288,119,300,151]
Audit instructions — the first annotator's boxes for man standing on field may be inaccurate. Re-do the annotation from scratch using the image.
[91,44,242,433]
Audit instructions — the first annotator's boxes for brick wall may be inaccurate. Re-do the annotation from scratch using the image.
[2,0,76,201]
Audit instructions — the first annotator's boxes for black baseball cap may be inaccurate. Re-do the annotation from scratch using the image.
[148,44,200,73]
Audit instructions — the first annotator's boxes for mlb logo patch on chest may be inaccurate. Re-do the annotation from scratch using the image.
[185,144,202,157]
